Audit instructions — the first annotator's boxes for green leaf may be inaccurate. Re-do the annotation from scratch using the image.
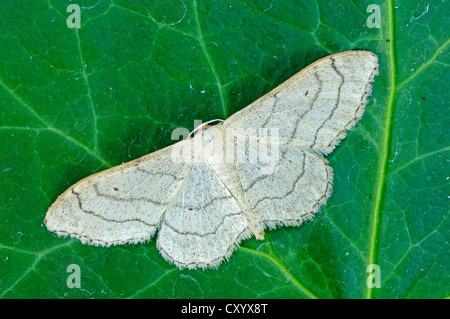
[0,0,448,299]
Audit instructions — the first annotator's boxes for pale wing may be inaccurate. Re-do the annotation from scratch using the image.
[223,50,378,154]
[233,144,332,230]
[157,160,251,269]
[44,141,192,246]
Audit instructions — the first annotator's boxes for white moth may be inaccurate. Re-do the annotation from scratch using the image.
[45,51,379,269]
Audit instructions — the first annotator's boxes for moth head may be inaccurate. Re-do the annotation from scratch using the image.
[200,127,225,160]
[201,127,217,144]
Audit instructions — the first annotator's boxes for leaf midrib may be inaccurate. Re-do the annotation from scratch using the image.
[365,0,397,299]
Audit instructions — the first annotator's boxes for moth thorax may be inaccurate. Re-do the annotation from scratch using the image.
[200,126,226,162]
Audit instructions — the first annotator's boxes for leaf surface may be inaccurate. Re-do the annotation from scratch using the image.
[0,0,448,298]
